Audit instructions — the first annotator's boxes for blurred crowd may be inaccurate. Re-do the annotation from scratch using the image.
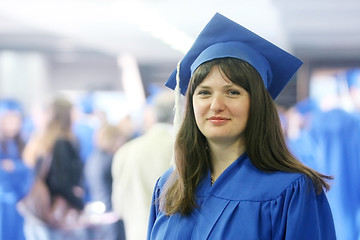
[0,67,359,240]
[0,86,175,240]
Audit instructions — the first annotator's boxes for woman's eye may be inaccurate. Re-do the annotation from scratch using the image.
[197,90,211,95]
[228,90,240,95]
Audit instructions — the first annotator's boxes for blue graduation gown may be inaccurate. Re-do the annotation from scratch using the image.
[148,154,336,240]
[0,160,33,240]
[308,109,360,240]
[0,139,33,240]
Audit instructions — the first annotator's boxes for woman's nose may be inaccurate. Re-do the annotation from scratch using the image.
[210,95,226,112]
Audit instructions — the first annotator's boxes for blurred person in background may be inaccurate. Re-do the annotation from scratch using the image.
[0,99,26,163]
[85,123,127,240]
[72,92,99,164]
[284,98,321,170]
[72,92,100,204]
[286,73,360,239]
[112,88,175,240]
[21,96,86,239]
[0,99,33,240]
[346,68,360,117]
[306,105,360,240]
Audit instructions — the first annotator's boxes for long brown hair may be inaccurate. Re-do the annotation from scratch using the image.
[23,96,75,167]
[161,58,332,216]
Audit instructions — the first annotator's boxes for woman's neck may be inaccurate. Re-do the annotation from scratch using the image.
[208,139,246,181]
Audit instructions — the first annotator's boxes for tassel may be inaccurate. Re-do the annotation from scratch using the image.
[173,60,182,135]
[171,60,182,167]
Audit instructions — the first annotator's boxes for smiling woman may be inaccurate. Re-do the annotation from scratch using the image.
[147,12,336,240]
[191,60,251,180]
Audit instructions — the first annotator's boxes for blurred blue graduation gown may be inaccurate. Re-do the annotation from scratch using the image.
[148,154,336,240]
[0,140,33,240]
[308,108,360,240]
[287,130,320,171]
[0,160,33,240]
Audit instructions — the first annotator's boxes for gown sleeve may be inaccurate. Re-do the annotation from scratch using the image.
[270,175,336,240]
[147,178,161,240]
[147,167,175,240]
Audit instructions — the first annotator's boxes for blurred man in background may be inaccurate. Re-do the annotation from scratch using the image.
[112,88,175,240]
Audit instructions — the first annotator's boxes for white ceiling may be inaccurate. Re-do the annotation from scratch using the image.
[0,0,359,64]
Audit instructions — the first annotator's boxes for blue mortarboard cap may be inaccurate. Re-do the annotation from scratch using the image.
[165,12,303,99]
[0,99,23,116]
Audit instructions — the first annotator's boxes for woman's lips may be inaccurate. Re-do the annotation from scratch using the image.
[207,116,230,124]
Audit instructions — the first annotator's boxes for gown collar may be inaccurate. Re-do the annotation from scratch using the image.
[195,153,248,198]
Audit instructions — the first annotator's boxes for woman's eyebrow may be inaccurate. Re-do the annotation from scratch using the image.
[196,84,211,89]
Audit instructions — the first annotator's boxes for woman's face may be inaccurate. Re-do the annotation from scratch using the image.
[192,65,250,145]
[0,111,22,138]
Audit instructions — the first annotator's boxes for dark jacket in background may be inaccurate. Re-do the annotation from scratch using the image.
[46,139,84,210]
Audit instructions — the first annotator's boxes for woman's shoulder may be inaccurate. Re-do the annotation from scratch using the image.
[212,158,313,202]
[243,157,316,201]
[156,167,174,188]
[255,171,310,200]
[150,167,174,201]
